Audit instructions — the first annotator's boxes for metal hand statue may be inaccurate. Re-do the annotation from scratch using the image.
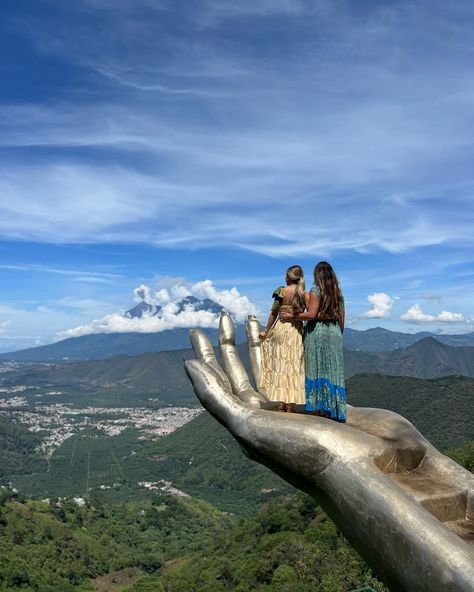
[185,312,474,592]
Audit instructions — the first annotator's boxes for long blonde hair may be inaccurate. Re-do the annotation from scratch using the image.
[286,265,306,313]
[313,261,343,319]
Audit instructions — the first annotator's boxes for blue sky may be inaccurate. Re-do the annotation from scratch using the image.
[0,0,473,351]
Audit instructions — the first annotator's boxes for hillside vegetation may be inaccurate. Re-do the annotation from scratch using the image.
[9,416,292,516]
[0,491,231,592]
[6,375,473,508]
[2,440,473,592]
[345,337,474,379]
[160,494,388,592]
[343,327,474,351]
[0,417,47,479]
[347,374,474,449]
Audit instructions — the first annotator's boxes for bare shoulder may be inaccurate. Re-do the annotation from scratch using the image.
[281,285,295,302]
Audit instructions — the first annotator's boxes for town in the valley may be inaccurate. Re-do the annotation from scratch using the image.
[0,363,202,458]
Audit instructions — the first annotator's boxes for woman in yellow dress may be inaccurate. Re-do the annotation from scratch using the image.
[258,265,306,412]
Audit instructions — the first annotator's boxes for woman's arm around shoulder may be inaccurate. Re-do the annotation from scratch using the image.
[280,289,319,322]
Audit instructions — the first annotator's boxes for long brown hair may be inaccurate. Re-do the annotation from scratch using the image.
[313,261,343,319]
[286,265,306,313]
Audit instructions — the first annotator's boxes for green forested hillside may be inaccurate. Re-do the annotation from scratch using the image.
[149,411,292,515]
[446,439,474,472]
[160,494,387,592]
[0,350,199,407]
[0,444,472,592]
[345,337,474,379]
[343,327,474,351]
[0,417,47,479]
[0,491,231,592]
[1,374,472,591]
[0,490,389,592]
[9,416,292,516]
[347,374,474,449]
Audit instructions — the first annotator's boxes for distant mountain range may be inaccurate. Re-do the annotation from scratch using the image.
[2,338,473,409]
[1,324,473,362]
[0,329,244,363]
[345,337,474,379]
[343,327,474,351]
[0,295,246,362]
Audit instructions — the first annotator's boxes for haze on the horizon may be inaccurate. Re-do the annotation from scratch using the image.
[0,0,473,352]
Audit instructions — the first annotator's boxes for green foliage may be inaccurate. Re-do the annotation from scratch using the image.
[0,416,47,479]
[0,492,231,592]
[347,374,474,449]
[446,440,474,472]
[344,337,474,379]
[0,490,393,592]
[123,575,165,591]
[149,411,293,515]
[160,494,388,592]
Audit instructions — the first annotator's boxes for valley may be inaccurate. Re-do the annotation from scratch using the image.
[0,330,472,592]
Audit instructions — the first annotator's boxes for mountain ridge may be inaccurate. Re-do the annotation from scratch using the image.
[2,339,473,406]
[345,336,474,379]
[2,326,474,362]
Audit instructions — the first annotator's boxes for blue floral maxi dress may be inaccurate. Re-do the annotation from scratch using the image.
[304,285,346,421]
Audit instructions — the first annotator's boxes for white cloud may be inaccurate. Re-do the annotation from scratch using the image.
[133,284,154,303]
[0,321,11,336]
[400,304,464,324]
[57,279,260,339]
[154,289,171,305]
[362,292,395,318]
[170,283,192,301]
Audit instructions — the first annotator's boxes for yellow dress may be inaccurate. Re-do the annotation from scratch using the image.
[259,298,306,404]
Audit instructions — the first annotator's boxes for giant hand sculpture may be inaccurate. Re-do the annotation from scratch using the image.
[185,313,474,592]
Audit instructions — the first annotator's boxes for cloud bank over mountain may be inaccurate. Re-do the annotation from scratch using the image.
[57,279,260,339]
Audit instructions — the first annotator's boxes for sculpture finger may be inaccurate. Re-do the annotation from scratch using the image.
[219,312,267,406]
[184,358,253,435]
[245,314,267,395]
[189,328,230,390]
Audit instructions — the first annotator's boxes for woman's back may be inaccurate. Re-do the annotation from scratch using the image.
[279,285,310,309]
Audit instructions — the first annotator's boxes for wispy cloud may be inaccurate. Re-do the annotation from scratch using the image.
[0,263,122,281]
[1,1,473,257]
[0,0,473,343]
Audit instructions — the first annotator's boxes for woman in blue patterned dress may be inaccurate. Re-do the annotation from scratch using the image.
[280,261,346,422]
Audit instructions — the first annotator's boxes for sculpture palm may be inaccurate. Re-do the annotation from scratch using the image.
[185,312,474,592]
